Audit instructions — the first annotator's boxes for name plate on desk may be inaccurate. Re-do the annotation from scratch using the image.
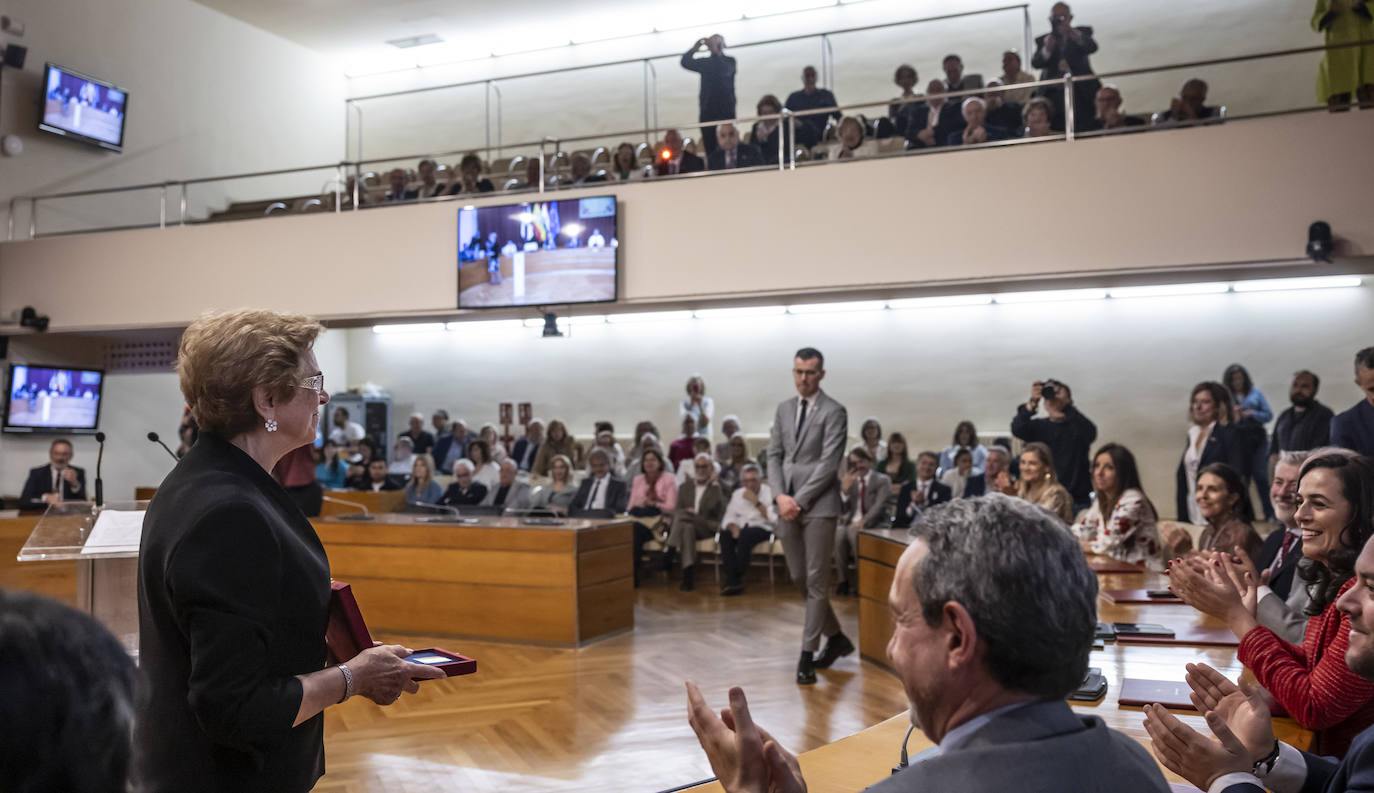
[326,581,476,678]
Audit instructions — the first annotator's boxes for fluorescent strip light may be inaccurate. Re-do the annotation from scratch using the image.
[1108,282,1230,299]
[693,305,787,319]
[786,300,886,315]
[888,294,995,309]
[606,311,695,323]
[371,323,446,334]
[994,288,1107,304]
[1232,275,1362,293]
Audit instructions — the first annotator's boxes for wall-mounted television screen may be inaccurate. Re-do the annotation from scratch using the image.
[457,195,618,308]
[38,63,128,152]
[4,363,105,434]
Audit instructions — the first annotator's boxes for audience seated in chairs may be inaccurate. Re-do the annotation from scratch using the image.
[938,448,975,501]
[715,415,742,464]
[466,439,501,489]
[669,415,700,471]
[440,459,488,507]
[689,494,1171,793]
[512,418,543,472]
[835,447,892,596]
[388,436,416,476]
[894,451,953,528]
[351,458,400,492]
[707,122,764,170]
[905,79,963,149]
[1072,442,1161,565]
[1023,96,1055,137]
[785,65,841,142]
[629,447,678,585]
[655,129,705,176]
[384,168,415,202]
[433,418,472,475]
[1168,451,1374,758]
[478,423,509,464]
[962,444,1016,497]
[587,430,627,478]
[719,463,777,596]
[880,431,916,489]
[571,447,628,517]
[676,437,718,485]
[481,460,532,512]
[1192,462,1263,561]
[981,80,1024,137]
[941,53,983,93]
[748,94,818,165]
[611,143,649,181]
[829,116,878,160]
[718,434,751,494]
[1178,380,1246,524]
[447,153,495,195]
[1086,84,1146,132]
[530,454,578,513]
[1014,441,1074,523]
[400,411,435,455]
[627,430,672,480]
[403,453,443,505]
[940,419,988,476]
[663,453,728,592]
[413,158,446,199]
[1158,78,1218,123]
[533,419,582,476]
[316,440,348,490]
[948,97,1011,146]
[888,64,920,136]
[568,153,607,185]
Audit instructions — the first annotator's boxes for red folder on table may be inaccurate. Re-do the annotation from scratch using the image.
[326,581,476,677]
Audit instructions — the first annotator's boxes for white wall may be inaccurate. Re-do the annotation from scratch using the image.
[0,0,346,235]
[347,282,1374,518]
[346,0,1320,163]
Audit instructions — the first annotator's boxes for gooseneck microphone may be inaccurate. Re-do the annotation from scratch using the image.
[94,431,106,507]
[147,431,178,463]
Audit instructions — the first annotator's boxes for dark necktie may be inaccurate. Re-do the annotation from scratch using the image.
[795,399,808,442]
[586,478,601,509]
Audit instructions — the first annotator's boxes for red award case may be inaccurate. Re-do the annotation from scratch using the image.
[326,581,477,677]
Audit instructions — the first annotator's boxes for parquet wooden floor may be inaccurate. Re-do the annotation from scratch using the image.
[316,575,907,793]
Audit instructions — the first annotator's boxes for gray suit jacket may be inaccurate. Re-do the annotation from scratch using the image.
[480,480,532,511]
[767,390,849,518]
[866,700,1168,793]
[842,470,892,528]
[1257,579,1312,645]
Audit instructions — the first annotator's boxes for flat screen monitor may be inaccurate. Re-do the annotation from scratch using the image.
[457,195,618,308]
[38,63,128,152]
[3,363,105,434]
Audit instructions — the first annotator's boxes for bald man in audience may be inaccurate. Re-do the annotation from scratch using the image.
[656,129,705,176]
[707,122,763,170]
[664,453,728,592]
[1159,78,1217,122]
[689,495,1170,792]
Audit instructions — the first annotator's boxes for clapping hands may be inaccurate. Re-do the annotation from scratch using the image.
[686,682,806,793]
[1142,663,1274,790]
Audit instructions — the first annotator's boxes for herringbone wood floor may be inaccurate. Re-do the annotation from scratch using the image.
[315,574,906,793]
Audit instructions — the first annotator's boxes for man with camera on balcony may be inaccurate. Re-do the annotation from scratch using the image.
[1011,379,1097,516]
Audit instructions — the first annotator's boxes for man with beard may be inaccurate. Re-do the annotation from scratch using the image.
[1271,370,1333,457]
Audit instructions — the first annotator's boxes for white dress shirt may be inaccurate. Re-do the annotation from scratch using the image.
[724,484,778,530]
[1184,422,1215,525]
[584,474,610,510]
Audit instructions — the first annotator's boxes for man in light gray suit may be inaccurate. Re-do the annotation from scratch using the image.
[766,347,852,685]
[834,446,892,596]
[687,494,1170,793]
[481,460,532,512]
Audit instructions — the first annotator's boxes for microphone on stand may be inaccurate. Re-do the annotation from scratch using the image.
[146,431,178,463]
[94,431,106,508]
[320,495,372,521]
[408,501,461,521]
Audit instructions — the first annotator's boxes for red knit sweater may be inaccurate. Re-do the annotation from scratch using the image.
[1238,577,1374,757]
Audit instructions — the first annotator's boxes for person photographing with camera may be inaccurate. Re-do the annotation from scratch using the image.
[1011,379,1097,515]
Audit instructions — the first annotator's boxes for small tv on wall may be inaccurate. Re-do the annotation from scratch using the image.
[456,195,618,309]
[38,63,129,152]
[3,363,105,434]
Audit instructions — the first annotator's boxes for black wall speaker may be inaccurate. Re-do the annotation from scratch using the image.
[2,44,27,69]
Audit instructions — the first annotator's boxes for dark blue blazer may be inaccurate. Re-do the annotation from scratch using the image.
[892,480,953,528]
[19,464,87,510]
[1254,528,1303,601]
[946,122,1011,146]
[1175,423,1247,521]
[1221,716,1374,791]
[963,474,987,498]
[1331,400,1374,459]
[430,434,470,474]
[511,438,540,472]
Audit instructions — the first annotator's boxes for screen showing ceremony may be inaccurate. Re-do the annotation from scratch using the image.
[4,364,105,433]
[40,64,128,151]
[457,196,618,308]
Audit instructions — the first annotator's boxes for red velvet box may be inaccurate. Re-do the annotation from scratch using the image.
[326,581,477,678]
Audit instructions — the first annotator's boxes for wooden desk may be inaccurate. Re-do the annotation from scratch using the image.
[320,489,406,516]
[313,514,633,646]
[0,516,77,605]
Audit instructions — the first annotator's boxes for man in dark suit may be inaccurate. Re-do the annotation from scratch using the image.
[511,419,543,473]
[1031,2,1100,130]
[1332,347,1374,458]
[982,80,1024,136]
[904,79,965,150]
[945,97,1011,146]
[1272,370,1333,456]
[19,438,87,510]
[570,448,628,516]
[893,451,953,529]
[1084,84,1146,132]
[706,122,763,170]
[348,459,400,492]
[767,347,851,685]
[962,446,1012,498]
[399,413,434,456]
[1142,530,1374,792]
[690,495,1170,793]
[784,66,840,142]
[654,129,705,176]
[680,34,735,155]
[1252,451,1309,644]
[663,453,728,591]
[940,54,984,93]
[432,419,471,475]
[1157,78,1219,123]
[1013,379,1098,512]
[439,460,487,507]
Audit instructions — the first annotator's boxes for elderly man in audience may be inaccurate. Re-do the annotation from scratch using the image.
[1086,84,1146,131]
[1159,78,1218,122]
[948,97,1011,146]
[677,437,719,485]
[707,122,763,170]
[1032,2,1101,130]
[568,153,606,185]
[961,444,1014,497]
[512,418,544,472]
[689,495,1171,793]
[384,168,414,202]
[999,50,1037,104]
[431,409,449,438]
[400,412,434,455]
[719,463,777,597]
[895,451,953,528]
[414,158,446,199]
[1240,449,1312,643]
[941,53,983,93]
[571,447,628,516]
[982,80,1024,137]
[663,453,728,592]
[481,460,532,512]
[1272,371,1332,457]
[440,459,488,506]
[1332,347,1374,458]
[680,34,736,155]
[656,128,705,176]
[785,65,840,141]
[904,79,963,149]
[834,447,892,596]
[432,418,471,475]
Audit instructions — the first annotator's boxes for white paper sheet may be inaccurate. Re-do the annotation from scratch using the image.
[81,509,146,555]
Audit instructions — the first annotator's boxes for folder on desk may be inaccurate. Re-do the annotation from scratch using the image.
[326,581,476,677]
[1114,626,1239,647]
[1100,588,1184,605]
[1088,558,1147,574]
[1111,622,1175,638]
[1118,678,1196,710]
